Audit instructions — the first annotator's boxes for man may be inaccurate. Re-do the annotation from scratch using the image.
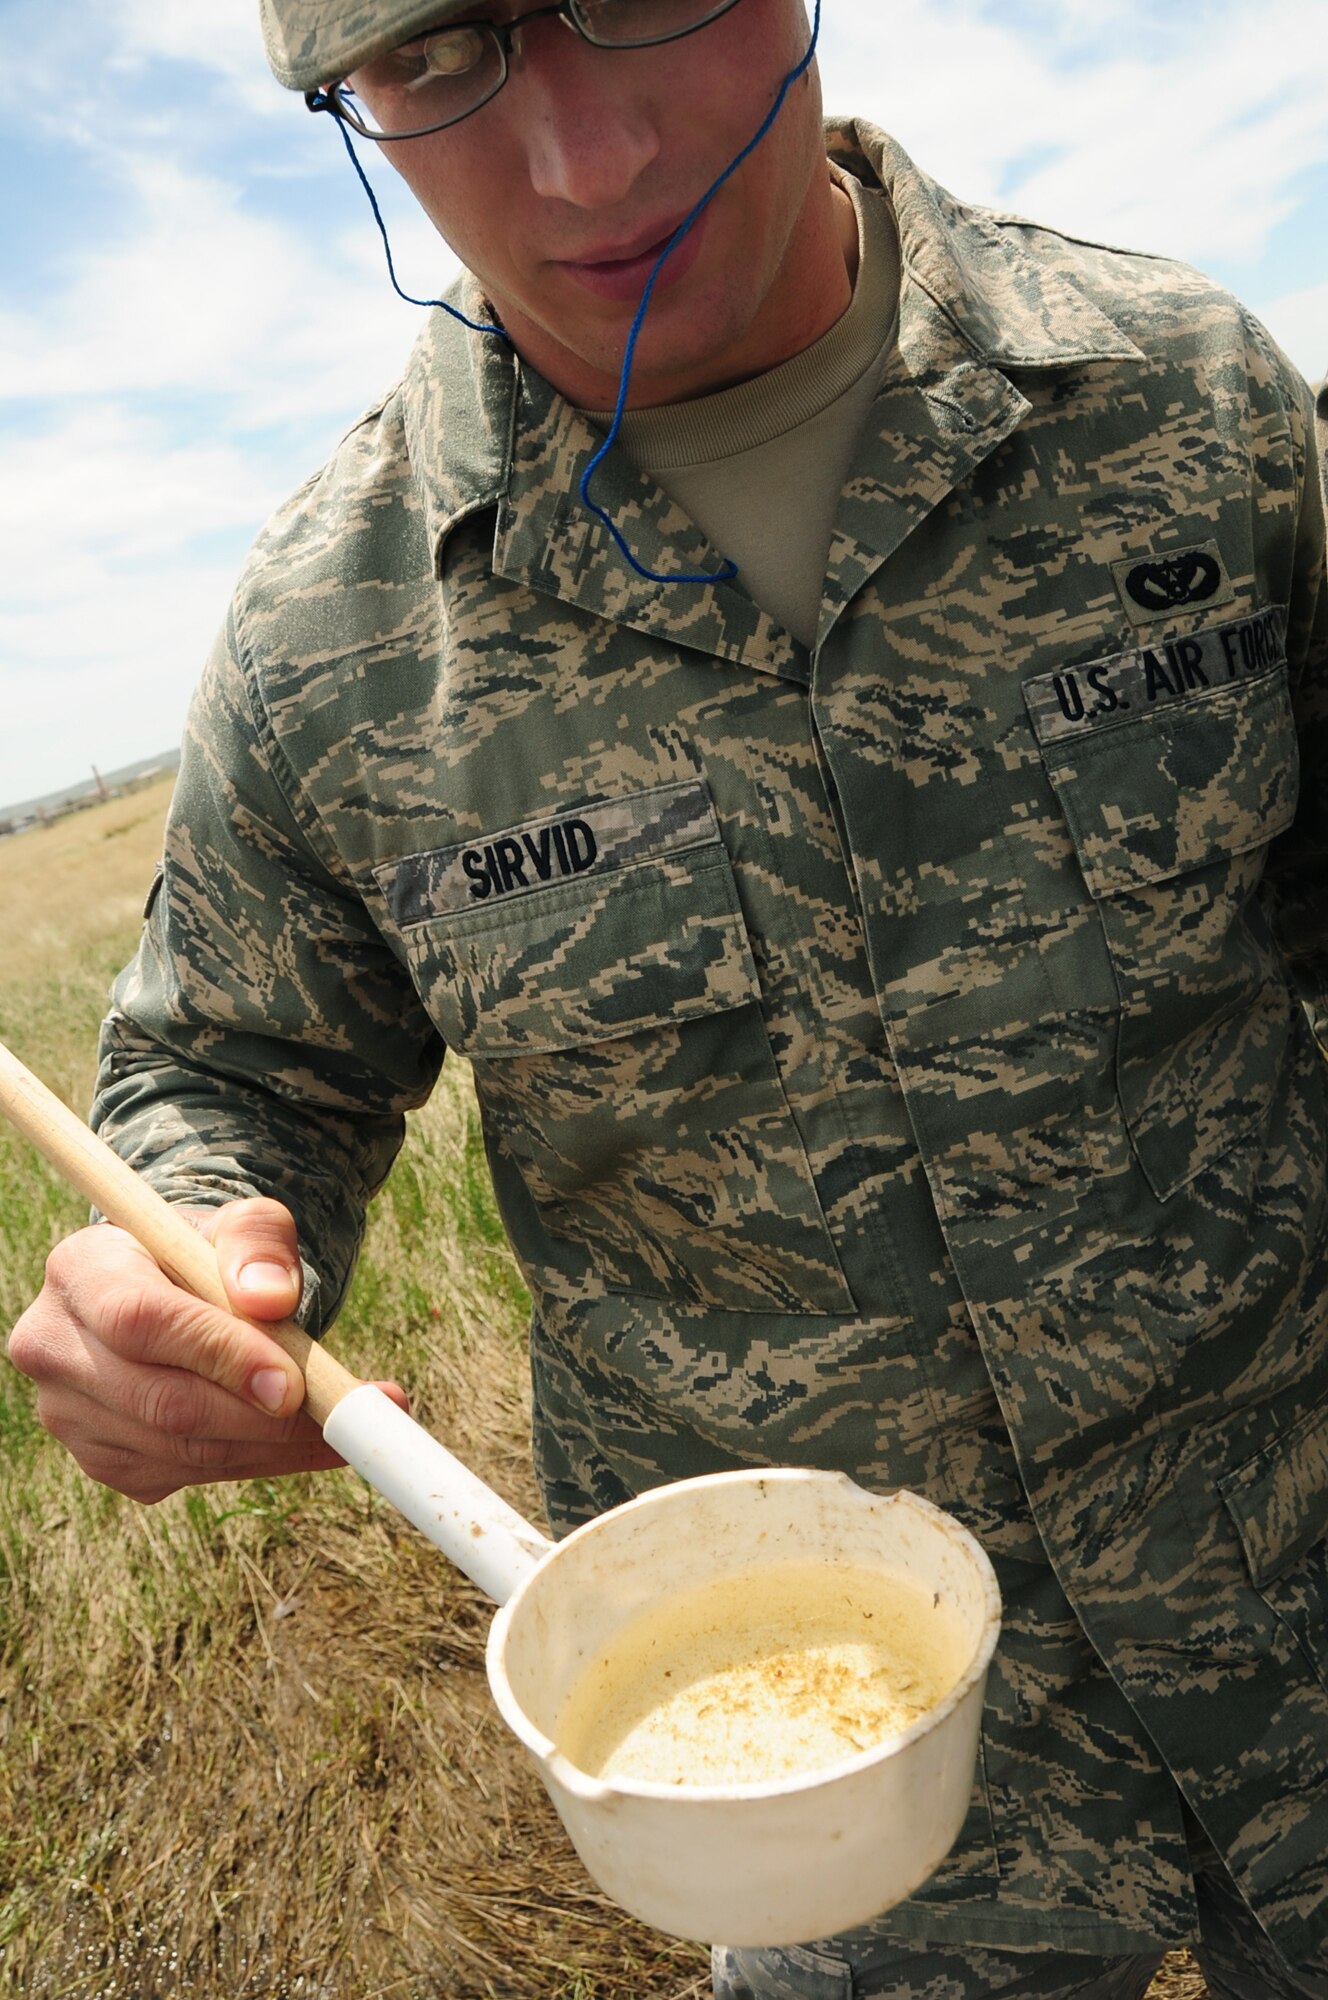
[10,2,1328,1995]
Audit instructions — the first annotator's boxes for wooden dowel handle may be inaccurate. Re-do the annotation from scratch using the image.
[0,1038,359,1426]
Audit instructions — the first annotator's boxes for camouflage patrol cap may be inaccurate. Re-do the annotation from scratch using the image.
[259,0,477,92]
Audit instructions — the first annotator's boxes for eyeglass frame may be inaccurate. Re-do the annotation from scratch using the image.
[304,0,746,139]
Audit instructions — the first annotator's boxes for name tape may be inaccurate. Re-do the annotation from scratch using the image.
[378,779,718,927]
[1024,606,1286,749]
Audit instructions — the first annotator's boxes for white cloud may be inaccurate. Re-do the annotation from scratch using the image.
[2,0,1326,807]
[0,408,281,587]
[114,0,278,111]
[1252,282,1328,386]
[0,539,244,812]
[0,1,462,806]
[0,408,281,798]
[0,148,446,425]
[1,645,203,811]
[817,0,1328,270]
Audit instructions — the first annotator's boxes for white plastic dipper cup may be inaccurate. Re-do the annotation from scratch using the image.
[0,1038,1001,1946]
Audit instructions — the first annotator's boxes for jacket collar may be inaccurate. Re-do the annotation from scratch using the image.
[831,120,1142,372]
[401,121,1144,671]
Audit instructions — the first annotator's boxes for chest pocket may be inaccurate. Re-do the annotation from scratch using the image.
[1026,624,1300,1204]
[375,783,853,1316]
[1220,1394,1328,1697]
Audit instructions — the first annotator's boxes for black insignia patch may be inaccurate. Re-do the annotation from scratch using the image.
[1110,539,1235,626]
[1127,550,1221,610]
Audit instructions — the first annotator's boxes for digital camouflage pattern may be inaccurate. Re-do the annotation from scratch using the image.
[95,124,1328,1961]
[715,1815,1328,1995]
[712,1937,1165,1998]
[258,0,477,92]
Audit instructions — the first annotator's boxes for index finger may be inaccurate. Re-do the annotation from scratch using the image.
[63,1224,308,1419]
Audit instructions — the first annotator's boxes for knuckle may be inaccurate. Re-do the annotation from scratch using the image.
[82,1442,176,1505]
[42,1233,78,1289]
[177,1435,235,1473]
[98,1281,163,1361]
[44,1225,95,1284]
[32,1384,77,1444]
[8,1290,78,1386]
[6,1305,48,1381]
[241,1195,293,1228]
[214,1195,296,1246]
[100,1284,236,1386]
[87,1440,138,1484]
[44,1223,124,1295]
[182,1312,253,1395]
[138,1370,205,1439]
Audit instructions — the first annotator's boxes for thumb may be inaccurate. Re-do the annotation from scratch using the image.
[196,1199,307,1417]
[201,1197,304,1324]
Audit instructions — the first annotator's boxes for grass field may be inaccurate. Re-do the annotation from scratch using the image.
[0,779,708,1999]
[0,781,1206,1999]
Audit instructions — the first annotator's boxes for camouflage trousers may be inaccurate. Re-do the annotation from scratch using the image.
[712,1816,1328,1999]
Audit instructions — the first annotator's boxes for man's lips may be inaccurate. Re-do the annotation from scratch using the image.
[575,213,687,267]
[558,208,709,301]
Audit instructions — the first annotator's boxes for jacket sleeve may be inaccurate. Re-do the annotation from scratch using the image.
[1261,355,1328,1050]
[93,605,445,1333]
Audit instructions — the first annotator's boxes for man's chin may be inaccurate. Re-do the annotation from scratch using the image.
[497,268,765,410]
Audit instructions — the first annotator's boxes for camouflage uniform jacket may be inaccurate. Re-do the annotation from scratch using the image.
[97,122,1328,1959]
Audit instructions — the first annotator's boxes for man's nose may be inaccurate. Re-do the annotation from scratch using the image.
[512,25,661,206]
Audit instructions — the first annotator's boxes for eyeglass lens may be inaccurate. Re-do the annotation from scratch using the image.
[342,0,741,137]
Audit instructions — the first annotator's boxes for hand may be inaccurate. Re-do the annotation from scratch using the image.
[6,1198,407,1502]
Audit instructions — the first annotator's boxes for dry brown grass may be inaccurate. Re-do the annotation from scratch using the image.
[1151,1953,1208,1997]
[0,782,173,996]
[0,782,1207,1998]
[0,783,707,1998]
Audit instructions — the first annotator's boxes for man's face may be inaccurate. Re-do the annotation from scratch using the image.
[352,0,849,408]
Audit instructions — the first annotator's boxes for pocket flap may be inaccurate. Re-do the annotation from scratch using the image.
[1025,611,1296,900]
[395,843,760,1057]
[1219,1396,1328,1588]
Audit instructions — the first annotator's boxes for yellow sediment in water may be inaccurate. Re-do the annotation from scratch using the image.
[557,1560,969,1788]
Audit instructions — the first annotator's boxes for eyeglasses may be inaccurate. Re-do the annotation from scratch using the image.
[306,0,745,139]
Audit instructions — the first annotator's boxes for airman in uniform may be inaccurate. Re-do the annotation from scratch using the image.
[11,4,1328,1995]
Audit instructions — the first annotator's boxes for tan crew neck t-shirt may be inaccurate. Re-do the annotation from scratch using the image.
[584,172,900,648]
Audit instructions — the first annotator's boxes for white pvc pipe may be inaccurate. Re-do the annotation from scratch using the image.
[322,1384,553,1605]
[0,1038,553,1608]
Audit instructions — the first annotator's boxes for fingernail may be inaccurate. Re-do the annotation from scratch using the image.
[237,1261,297,1295]
[251,1368,289,1414]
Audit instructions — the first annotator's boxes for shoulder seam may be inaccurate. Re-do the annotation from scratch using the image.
[979,206,1206,274]
[226,596,360,896]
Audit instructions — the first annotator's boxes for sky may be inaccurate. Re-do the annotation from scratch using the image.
[2,0,1325,811]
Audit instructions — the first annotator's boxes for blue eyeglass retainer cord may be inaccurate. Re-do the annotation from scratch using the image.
[323,0,823,585]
